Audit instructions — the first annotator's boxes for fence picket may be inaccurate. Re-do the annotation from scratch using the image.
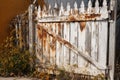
[98,21,108,72]
[56,23,60,66]
[85,22,92,73]
[78,22,86,68]
[49,23,56,66]
[42,24,49,64]
[61,23,64,67]
[28,4,34,53]
[70,22,78,66]
[37,24,43,63]
[91,22,99,75]
[56,23,64,67]
[63,23,70,66]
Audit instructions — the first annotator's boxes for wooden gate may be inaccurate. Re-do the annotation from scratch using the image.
[11,0,116,79]
[35,0,109,76]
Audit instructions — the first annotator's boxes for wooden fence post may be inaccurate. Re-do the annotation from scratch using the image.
[28,4,34,54]
[108,0,117,80]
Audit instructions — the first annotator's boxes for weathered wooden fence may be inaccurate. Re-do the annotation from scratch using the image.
[11,0,116,79]
[36,0,108,76]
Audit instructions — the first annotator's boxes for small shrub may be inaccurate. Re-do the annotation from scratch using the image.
[0,30,35,77]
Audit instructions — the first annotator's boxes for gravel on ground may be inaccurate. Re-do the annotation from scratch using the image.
[0,77,40,80]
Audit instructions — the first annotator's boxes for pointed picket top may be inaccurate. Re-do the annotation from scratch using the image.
[95,0,99,14]
[74,1,78,10]
[88,0,92,8]
[87,0,92,14]
[43,5,47,11]
[79,0,85,14]
[110,0,114,10]
[33,0,37,4]
[103,0,107,7]
[48,4,52,16]
[54,2,58,16]
[66,2,71,15]
[95,0,99,7]
[35,6,38,16]
[67,2,71,11]
[100,0,108,19]
[103,0,108,12]
[60,2,64,12]
[54,2,58,9]
[59,2,64,16]
[49,4,51,9]
[37,5,41,19]
[42,5,47,17]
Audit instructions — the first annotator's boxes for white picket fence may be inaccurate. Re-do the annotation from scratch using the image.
[35,0,109,76]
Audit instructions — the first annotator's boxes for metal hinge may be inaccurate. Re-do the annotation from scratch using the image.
[105,65,112,79]
[109,10,114,23]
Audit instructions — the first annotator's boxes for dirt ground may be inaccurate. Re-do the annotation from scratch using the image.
[0,77,40,80]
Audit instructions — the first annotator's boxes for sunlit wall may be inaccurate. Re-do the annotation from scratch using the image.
[0,0,30,43]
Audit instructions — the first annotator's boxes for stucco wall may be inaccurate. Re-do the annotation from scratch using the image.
[0,0,30,43]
